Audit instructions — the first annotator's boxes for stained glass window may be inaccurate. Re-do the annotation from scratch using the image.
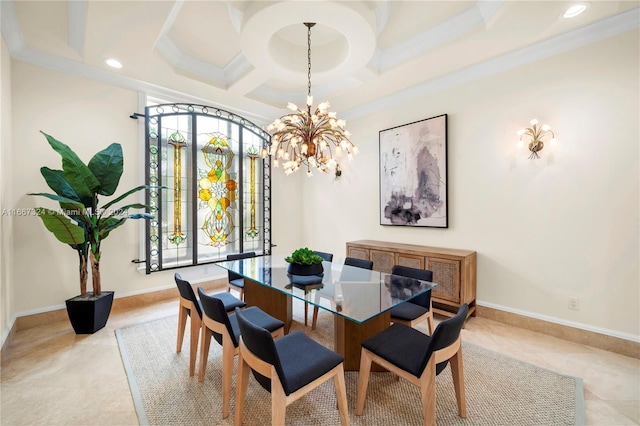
[144,103,271,273]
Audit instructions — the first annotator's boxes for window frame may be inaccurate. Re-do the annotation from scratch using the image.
[143,102,271,274]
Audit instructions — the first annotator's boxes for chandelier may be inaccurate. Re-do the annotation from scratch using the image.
[264,23,358,177]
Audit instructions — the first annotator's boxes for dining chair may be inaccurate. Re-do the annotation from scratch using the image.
[174,273,246,376]
[313,250,333,262]
[197,288,284,419]
[233,307,349,426]
[356,304,469,425]
[290,250,333,327]
[226,252,256,300]
[311,257,374,330]
[389,265,435,335]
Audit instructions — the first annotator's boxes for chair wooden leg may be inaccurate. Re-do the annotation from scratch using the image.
[234,354,250,426]
[177,305,187,352]
[426,312,435,336]
[198,325,212,381]
[449,348,467,418]
[221,340,235,418]
[304,289,310,326]
[356,348,373,415]
[239,288,244,301]
[189,314,201,376]
[311,306,319,330]
[333,364,349,426]
[271,376,287,426]
[419,357,436,426]
[272,327,285,339]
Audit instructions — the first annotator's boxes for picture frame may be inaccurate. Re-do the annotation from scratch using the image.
[379,114,448,228]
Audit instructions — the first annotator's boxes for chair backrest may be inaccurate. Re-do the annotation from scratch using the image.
[340,257,374,281]
[235,306,286,393]
[198,287,238,347]
[419,304,468,376]
[227,252,256,282]
[390,265,433,309]
[344,257,373,269]
[313,251,333,262]
[174,273,202,319]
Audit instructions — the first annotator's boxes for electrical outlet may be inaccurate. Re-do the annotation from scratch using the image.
[568,297,579,310]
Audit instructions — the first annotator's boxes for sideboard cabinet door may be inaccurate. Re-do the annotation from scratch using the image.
[370,250,394,274]
[396,253,424,270]
[426,257,461,304]
[347,246,369,261]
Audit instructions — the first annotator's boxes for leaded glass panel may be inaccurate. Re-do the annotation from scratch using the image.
[144,103,271,273]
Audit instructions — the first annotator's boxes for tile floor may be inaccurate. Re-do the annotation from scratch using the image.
[1,293,638,425]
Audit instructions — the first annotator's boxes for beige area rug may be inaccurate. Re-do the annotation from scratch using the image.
[115,300,584,425]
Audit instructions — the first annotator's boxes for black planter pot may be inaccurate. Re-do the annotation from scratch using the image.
[65,291,114,334]
[287,262,324,276]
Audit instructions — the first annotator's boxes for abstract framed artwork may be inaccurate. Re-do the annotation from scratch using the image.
[379,114,448,228]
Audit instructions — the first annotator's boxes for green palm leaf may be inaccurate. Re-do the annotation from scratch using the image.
[41,131,100,199]
[88,143,123,196]
[35,208,85,245]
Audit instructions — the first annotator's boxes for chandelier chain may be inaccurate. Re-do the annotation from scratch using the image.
[265,22,358,177]
[307,24,312,97]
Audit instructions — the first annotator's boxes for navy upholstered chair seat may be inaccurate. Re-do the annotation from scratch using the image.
[174,273,245,377]
[234,307,349,425]
[389,265,435,335]
[388,302,430,323]
[197,288,283,419]
[356,304,469,424]
[228,307,284,343]
[226,252,256,300]
[212,291,246,311]
[362,322,436,377]
[271,331,343,394]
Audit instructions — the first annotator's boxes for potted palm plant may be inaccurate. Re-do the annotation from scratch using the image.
[30,131,154,334]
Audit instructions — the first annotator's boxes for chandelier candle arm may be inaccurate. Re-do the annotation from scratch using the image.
[264,22,358,177]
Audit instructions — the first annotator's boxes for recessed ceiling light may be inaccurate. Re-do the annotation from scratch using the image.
[105,58,123,69]
[563,3,588,18]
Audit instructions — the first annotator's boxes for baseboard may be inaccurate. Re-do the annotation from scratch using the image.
[0,278,228,364]
[475,303,640,359]
[4,282,638,361]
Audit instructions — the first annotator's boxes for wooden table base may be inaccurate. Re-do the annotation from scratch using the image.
[335,311,390,371]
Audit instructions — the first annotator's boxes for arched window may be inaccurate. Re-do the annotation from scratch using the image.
[144,103,271,273]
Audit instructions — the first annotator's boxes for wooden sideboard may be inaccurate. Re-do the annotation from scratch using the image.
[346,240,477,318]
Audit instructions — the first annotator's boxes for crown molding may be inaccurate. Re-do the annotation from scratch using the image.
[343,7,640,120]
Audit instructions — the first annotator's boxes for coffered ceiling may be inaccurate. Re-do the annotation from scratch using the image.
[2,1,638,122]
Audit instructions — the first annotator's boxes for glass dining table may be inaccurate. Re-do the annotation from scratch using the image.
[217,255,436,370]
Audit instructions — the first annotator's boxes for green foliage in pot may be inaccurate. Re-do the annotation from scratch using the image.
[29,131,154,296]
[285,247,324,266]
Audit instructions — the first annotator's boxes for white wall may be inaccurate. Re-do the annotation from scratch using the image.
[10,62,177,313]
[303,30,639,339]
[5,28,638,342]
[8,61,304,318]
[1,35,14,341]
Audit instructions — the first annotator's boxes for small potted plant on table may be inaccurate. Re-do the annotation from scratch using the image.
[285,247,324,276]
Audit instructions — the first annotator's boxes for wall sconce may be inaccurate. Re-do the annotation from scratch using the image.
[517,119,557,159]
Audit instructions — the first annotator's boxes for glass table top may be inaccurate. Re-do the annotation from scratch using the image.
[217,255,437,324]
